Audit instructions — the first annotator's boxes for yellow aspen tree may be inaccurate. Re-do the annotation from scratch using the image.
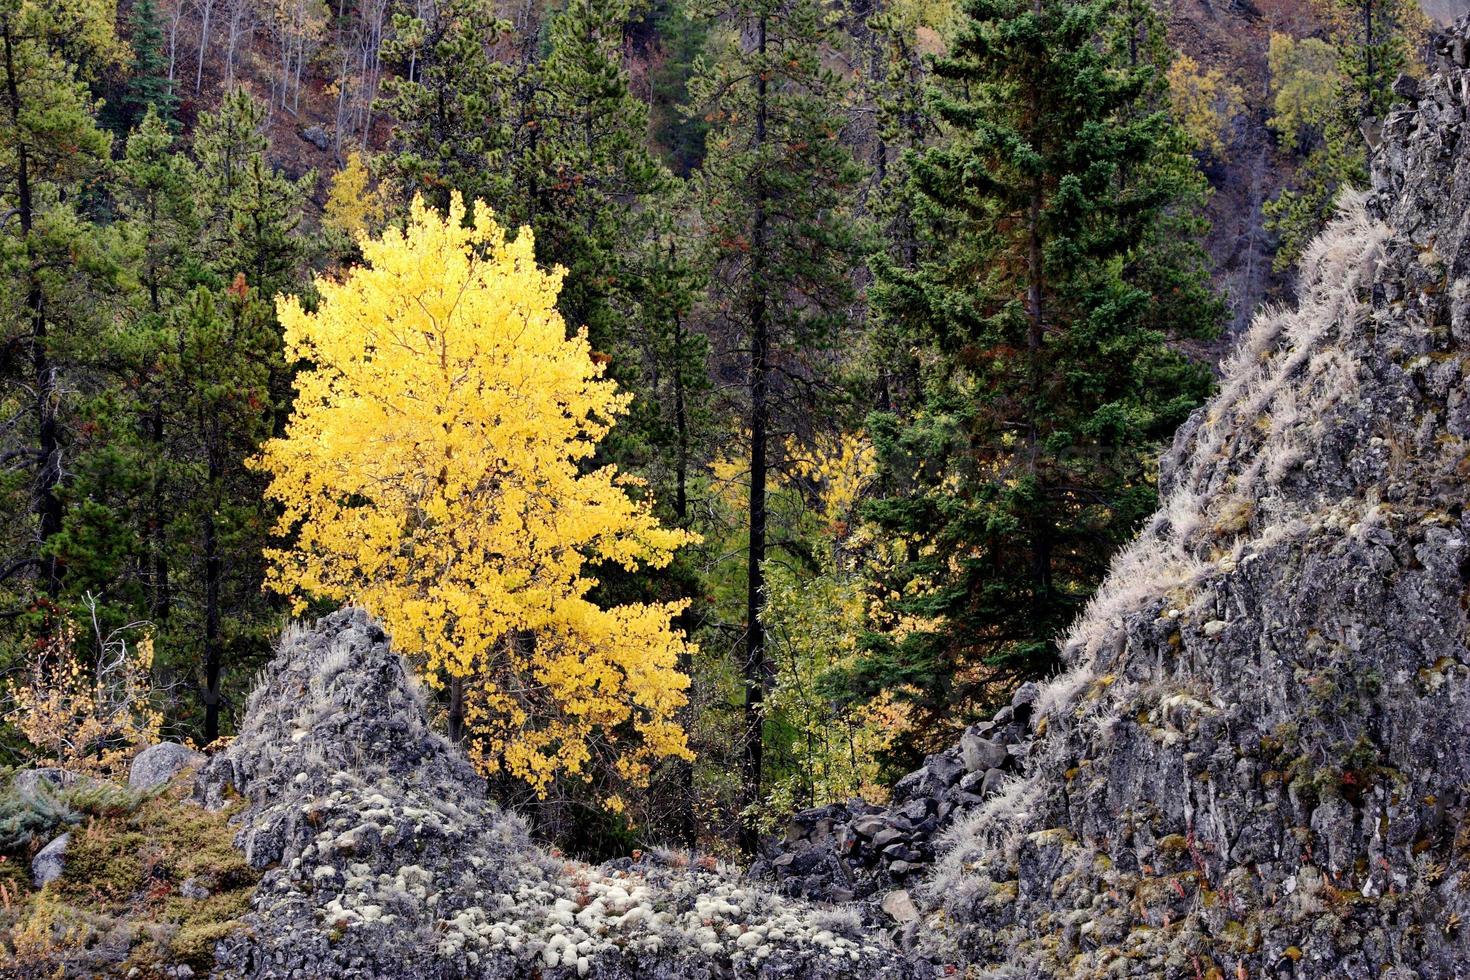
[255,194,697,799]
[322,150,384,239]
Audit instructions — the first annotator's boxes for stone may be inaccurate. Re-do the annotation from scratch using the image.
[881,889,920,924]
[852,816,888,838]
[869,828,904,851]
[12,767,77,799]
[178,877,210,900]
[926,752,965,788]
[32,832,69,887]
[895,799,930,823]
[299,125,330,150]
[960,733,1007,772]
[891,766,928,799]
[958,770,986,793]
[129,742,206,790]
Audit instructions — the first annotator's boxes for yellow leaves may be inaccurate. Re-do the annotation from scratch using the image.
[4,619,163,780]
[257,194,698,803]
[323,151,387,239]
[1166,55,1244,159]
[784,430,876,527]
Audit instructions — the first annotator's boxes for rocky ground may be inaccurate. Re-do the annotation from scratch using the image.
[191,609,936,979]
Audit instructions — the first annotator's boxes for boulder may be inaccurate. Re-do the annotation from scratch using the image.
[959,732,1007,772]
[31,831,69,887]
[129,742,206,790]
[11,767,77,799]
[299,125,331,150]
[880,889,919,924]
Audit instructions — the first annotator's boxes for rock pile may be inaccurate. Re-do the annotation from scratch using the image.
[198,609,934,979]
[752,683,1039,906]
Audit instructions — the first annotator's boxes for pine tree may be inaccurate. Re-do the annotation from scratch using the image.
[192,90,313,300]
[853,0,1217,760]
[0,0,117,609]
[687,0,866,849]
[68,96,309,742]
[376,0,515,213]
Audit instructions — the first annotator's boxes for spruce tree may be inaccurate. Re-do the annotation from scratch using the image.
[687,0,865,849]
[122,0,178,127]
[534,0,670,360]
[854,0,1217,760]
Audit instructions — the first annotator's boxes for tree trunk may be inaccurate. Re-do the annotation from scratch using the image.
[671,284,695,849]
[3,19,63,601]
[448,675,466,742]
[740,11,770,856]
[1024,25,1053,604]
[150,405,171,621]
[196,0,214,94]
[203,455,223,743]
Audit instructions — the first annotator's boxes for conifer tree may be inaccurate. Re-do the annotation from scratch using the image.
[0,0,117,609]
[75,99,308,742]
[122,0,178,127]
[192,90,313,301]
[377,0,514,213]
[854,0,1217,759]
[687,0,865,848]
[534,0,671,362]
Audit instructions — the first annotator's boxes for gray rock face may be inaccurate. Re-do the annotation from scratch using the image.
[201,609,931,979]
[32,831,69,887]
[915,17,1470,977]
[129,741,206,790]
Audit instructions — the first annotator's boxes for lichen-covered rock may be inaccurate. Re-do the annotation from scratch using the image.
[130,742,206,790]
[200,610,932,979]
[31,830,70,886]
[12,766,81,800]
[915,17,1470,977]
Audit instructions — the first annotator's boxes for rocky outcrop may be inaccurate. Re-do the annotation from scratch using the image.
[910,20,1470,977]
[199,610,933,979]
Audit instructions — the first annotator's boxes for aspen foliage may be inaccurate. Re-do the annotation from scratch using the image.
[323,150,386,239]
[4,613,163,780]
[255,195,698,798]
[1166,55,1243,159]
